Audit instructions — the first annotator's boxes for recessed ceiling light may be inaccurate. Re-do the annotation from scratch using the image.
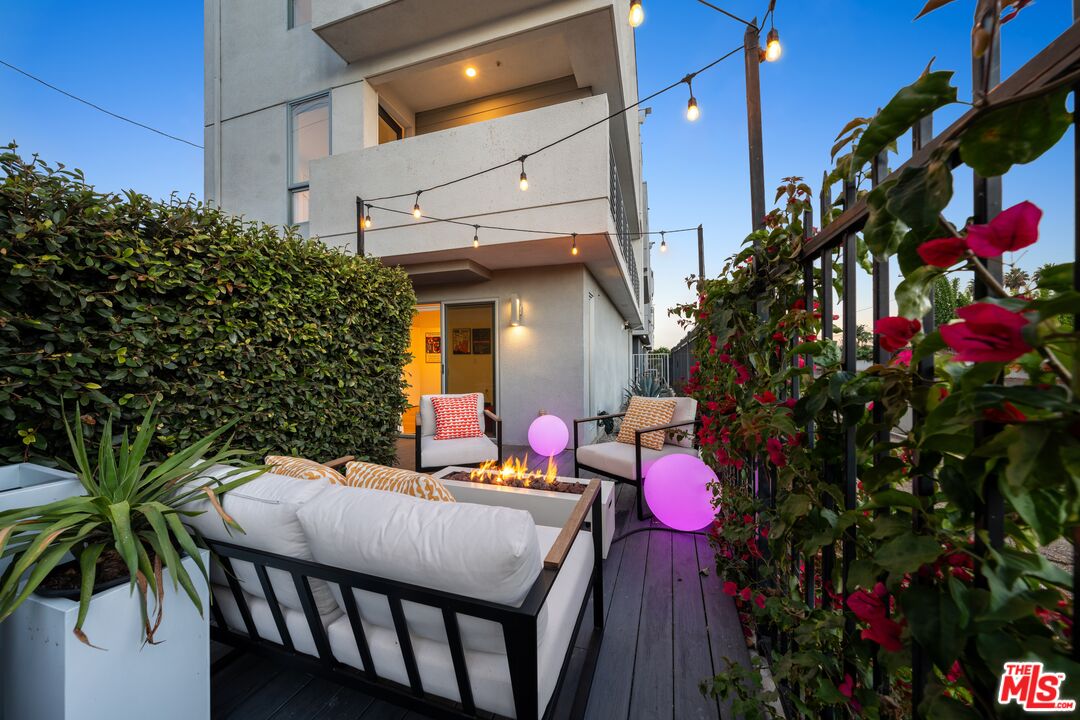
[464,66,478,78]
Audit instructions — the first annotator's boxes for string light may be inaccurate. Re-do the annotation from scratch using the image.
[363,204,372,229]
[412,192,422,219]
[518,156,529,191]
[571,233,579,256]
[473,225,480,248]
[685,78,700,122]
[629,0,644,27]
[765,28,782,62]
[660,230,668,252]
[465,66,478,78]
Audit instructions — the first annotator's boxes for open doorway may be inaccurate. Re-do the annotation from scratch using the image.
[444,302,496,413]
[402,303,442,433]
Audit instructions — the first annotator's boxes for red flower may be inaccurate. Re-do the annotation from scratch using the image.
[939,303,1032,363]
[837,674,855,698]
[723,581,738,596]
[740,587,752,601]
[965,201,1042,258]
[803,334,817,342]
[847,584,905,653]
[891,348,913,366]
[917,236,968,267]
[876,316,921,353]
[754,594,766,610]
[983,401,1027,424]
[766,438,787,467]
[792,298,805,310]
[754,390,777,404]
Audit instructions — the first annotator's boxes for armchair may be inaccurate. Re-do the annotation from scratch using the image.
[414,393,502,472]
[573,397,699,520]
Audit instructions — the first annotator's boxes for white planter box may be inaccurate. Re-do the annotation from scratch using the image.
[0,463,82,513]
[433,467,616,558]
[0,550,210,720]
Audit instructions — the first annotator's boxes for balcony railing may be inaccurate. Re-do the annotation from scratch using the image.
[609,147,639,301]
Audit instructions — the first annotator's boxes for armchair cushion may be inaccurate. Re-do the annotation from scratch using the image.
[666,397,699,448]
[265,455,346,484]
[616,397,677,450]
[576,441,698,481]
[419,434,499,468]
[344,461,455,502]
[420,393,485,438]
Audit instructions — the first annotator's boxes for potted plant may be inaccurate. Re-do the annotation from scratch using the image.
[0,401,261,720]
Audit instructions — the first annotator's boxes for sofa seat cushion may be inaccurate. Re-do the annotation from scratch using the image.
[666,397,699,448]
[576,441,698,481]
[181,465,339,617]
[420,434,498,469]
[297,484,541,653]
[326,524,594,719]
[212,583,342,657]
[344,461,455,502]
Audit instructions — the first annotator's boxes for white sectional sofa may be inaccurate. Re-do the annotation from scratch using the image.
[184,465,603,720]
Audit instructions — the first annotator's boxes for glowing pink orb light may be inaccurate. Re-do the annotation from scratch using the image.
[644,454,717,531]
[528,414,569,457]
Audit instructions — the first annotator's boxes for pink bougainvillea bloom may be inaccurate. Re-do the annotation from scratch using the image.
[792,298,806,310]
[983,401,1027,424]
[754,390,777,404]
[939,303,1032,363]
[965,201,1042,258]
[766,438,787,467]
[847,584,905,653]
[723,581,738,597]
[754,594,766,610]
[917,236,969,267]
[891,348,913,366]
[740,587,752,602]
[876,316,921,353]
[837,674,855,699]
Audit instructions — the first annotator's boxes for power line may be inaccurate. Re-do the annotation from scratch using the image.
[0,59,204,150]
[365,44,743,203]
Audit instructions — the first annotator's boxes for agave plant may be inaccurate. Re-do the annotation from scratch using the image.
[622,373,676,408]
[0,401,260,645]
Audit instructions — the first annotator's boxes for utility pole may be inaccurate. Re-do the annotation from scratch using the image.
[697,224,705,282]
[744,18,766,235]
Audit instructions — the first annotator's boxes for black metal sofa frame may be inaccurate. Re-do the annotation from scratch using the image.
[206,479,604,720]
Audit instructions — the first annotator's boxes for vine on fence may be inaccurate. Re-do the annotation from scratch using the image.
[675,3,1077,717]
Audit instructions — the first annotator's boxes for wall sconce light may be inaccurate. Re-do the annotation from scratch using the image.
[509,293,524,326]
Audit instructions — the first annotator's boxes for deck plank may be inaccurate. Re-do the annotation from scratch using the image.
[696,535,753,720]
[309,687,376,720]
[223,667,314,720]
[269,677,346,720]
[213,653,286,718]
[673,534,721,719]
[627,529,674,720]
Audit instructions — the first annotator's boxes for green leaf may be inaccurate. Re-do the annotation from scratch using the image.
[900,585,964,670]
[106,501,139,583]
[885,160,953,237]
[74,543,105,644]
[863,181,907,261]
[850,70,958,176]
[875,534,941,574]
[960,86,1072,177]
[896,266,943,319]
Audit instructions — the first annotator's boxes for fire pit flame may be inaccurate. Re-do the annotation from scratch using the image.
[470,455,559,487]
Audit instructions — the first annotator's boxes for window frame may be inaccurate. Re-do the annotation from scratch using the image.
[287,91,331,227]
[288,0,312,29]
[377,105,404,143]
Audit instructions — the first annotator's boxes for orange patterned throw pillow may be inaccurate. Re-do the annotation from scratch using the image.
[344,461,456,502]
[431,394,484,440]
[616,397,677,451]
[265,455,346,484]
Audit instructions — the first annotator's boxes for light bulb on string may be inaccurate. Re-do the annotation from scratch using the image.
[629,0,644,27]
[660,231,668,253]
[518,157,529,191]
[473,225,480,249]
[684,77,700,122]
[412,192,422,219]
[765,28,782,62]
[363,204,372,229]
[571,233,579,256]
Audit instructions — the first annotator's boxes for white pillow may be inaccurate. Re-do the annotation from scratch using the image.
[181,465,339,617]
[297,484,544,652]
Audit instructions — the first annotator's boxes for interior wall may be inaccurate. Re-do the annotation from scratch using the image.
[413,77,591,135]
[585,270,630,436]
[445,304,495,403]
[404,305,442,422]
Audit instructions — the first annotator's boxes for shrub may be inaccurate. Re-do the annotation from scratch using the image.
[0,146,415,466]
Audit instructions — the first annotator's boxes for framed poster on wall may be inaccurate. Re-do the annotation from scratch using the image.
[452,328,471,355]
[425,333,441,363]
[472,328,491,355]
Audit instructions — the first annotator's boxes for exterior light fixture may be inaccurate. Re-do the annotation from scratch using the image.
[509,293,523,326]
[363,204,372,229]
[684,78,700,122]
[465,66,478,78]
[765,28,782,62]
[412,192,422,219]
[473,225,480,248]
[518,157,529,191]
[660,230,668,252]
[629,0,644,28]
[571,233,579,256]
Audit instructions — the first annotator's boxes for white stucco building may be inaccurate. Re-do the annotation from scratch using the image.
[204,0,654,444]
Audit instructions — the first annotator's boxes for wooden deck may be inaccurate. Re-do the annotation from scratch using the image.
[210,442,752,719]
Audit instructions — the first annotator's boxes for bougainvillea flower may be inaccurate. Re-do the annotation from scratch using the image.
[723,581,738,597]
[792,298,806,310]
[754,390,777,404]
[875,316,921,353]
[939,303,1032,363]
[837,674,855,698]
[754,594,766,610]
[983,401,1027,424]
[740,587,752,602]
[891,348,913,366]
[766,437,787,467]
[847,584,905,653]
[917,236,968,267]
[965,201,1042,258]
[861,617,904,652]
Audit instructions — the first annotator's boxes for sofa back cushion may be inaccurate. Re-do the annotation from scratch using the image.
[182,465,339,617]
[666,397,699,448]
[297,484,544,652]
[616,396,677,451]
[265,455,346,484]
[420,393,484,438]
[344,461,456,502]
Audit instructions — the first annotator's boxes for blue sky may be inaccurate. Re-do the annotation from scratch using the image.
[1,1,1074,347]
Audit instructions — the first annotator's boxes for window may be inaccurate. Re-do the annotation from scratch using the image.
[288,94,329,225]
[289,0,312,28]
[378,106,403,144]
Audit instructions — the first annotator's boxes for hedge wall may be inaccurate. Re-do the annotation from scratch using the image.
[0,147,415,466]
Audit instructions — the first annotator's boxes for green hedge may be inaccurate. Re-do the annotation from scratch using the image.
[0,147,415,465]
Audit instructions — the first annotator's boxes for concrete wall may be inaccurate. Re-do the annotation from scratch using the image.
[585,270,631,423]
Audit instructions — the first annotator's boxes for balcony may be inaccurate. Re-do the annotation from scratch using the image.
[308,94,643,321]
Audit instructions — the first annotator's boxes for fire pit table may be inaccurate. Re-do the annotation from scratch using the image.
[433,464,616,558]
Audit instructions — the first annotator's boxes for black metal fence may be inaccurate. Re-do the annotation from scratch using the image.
[756,19,1080,714]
